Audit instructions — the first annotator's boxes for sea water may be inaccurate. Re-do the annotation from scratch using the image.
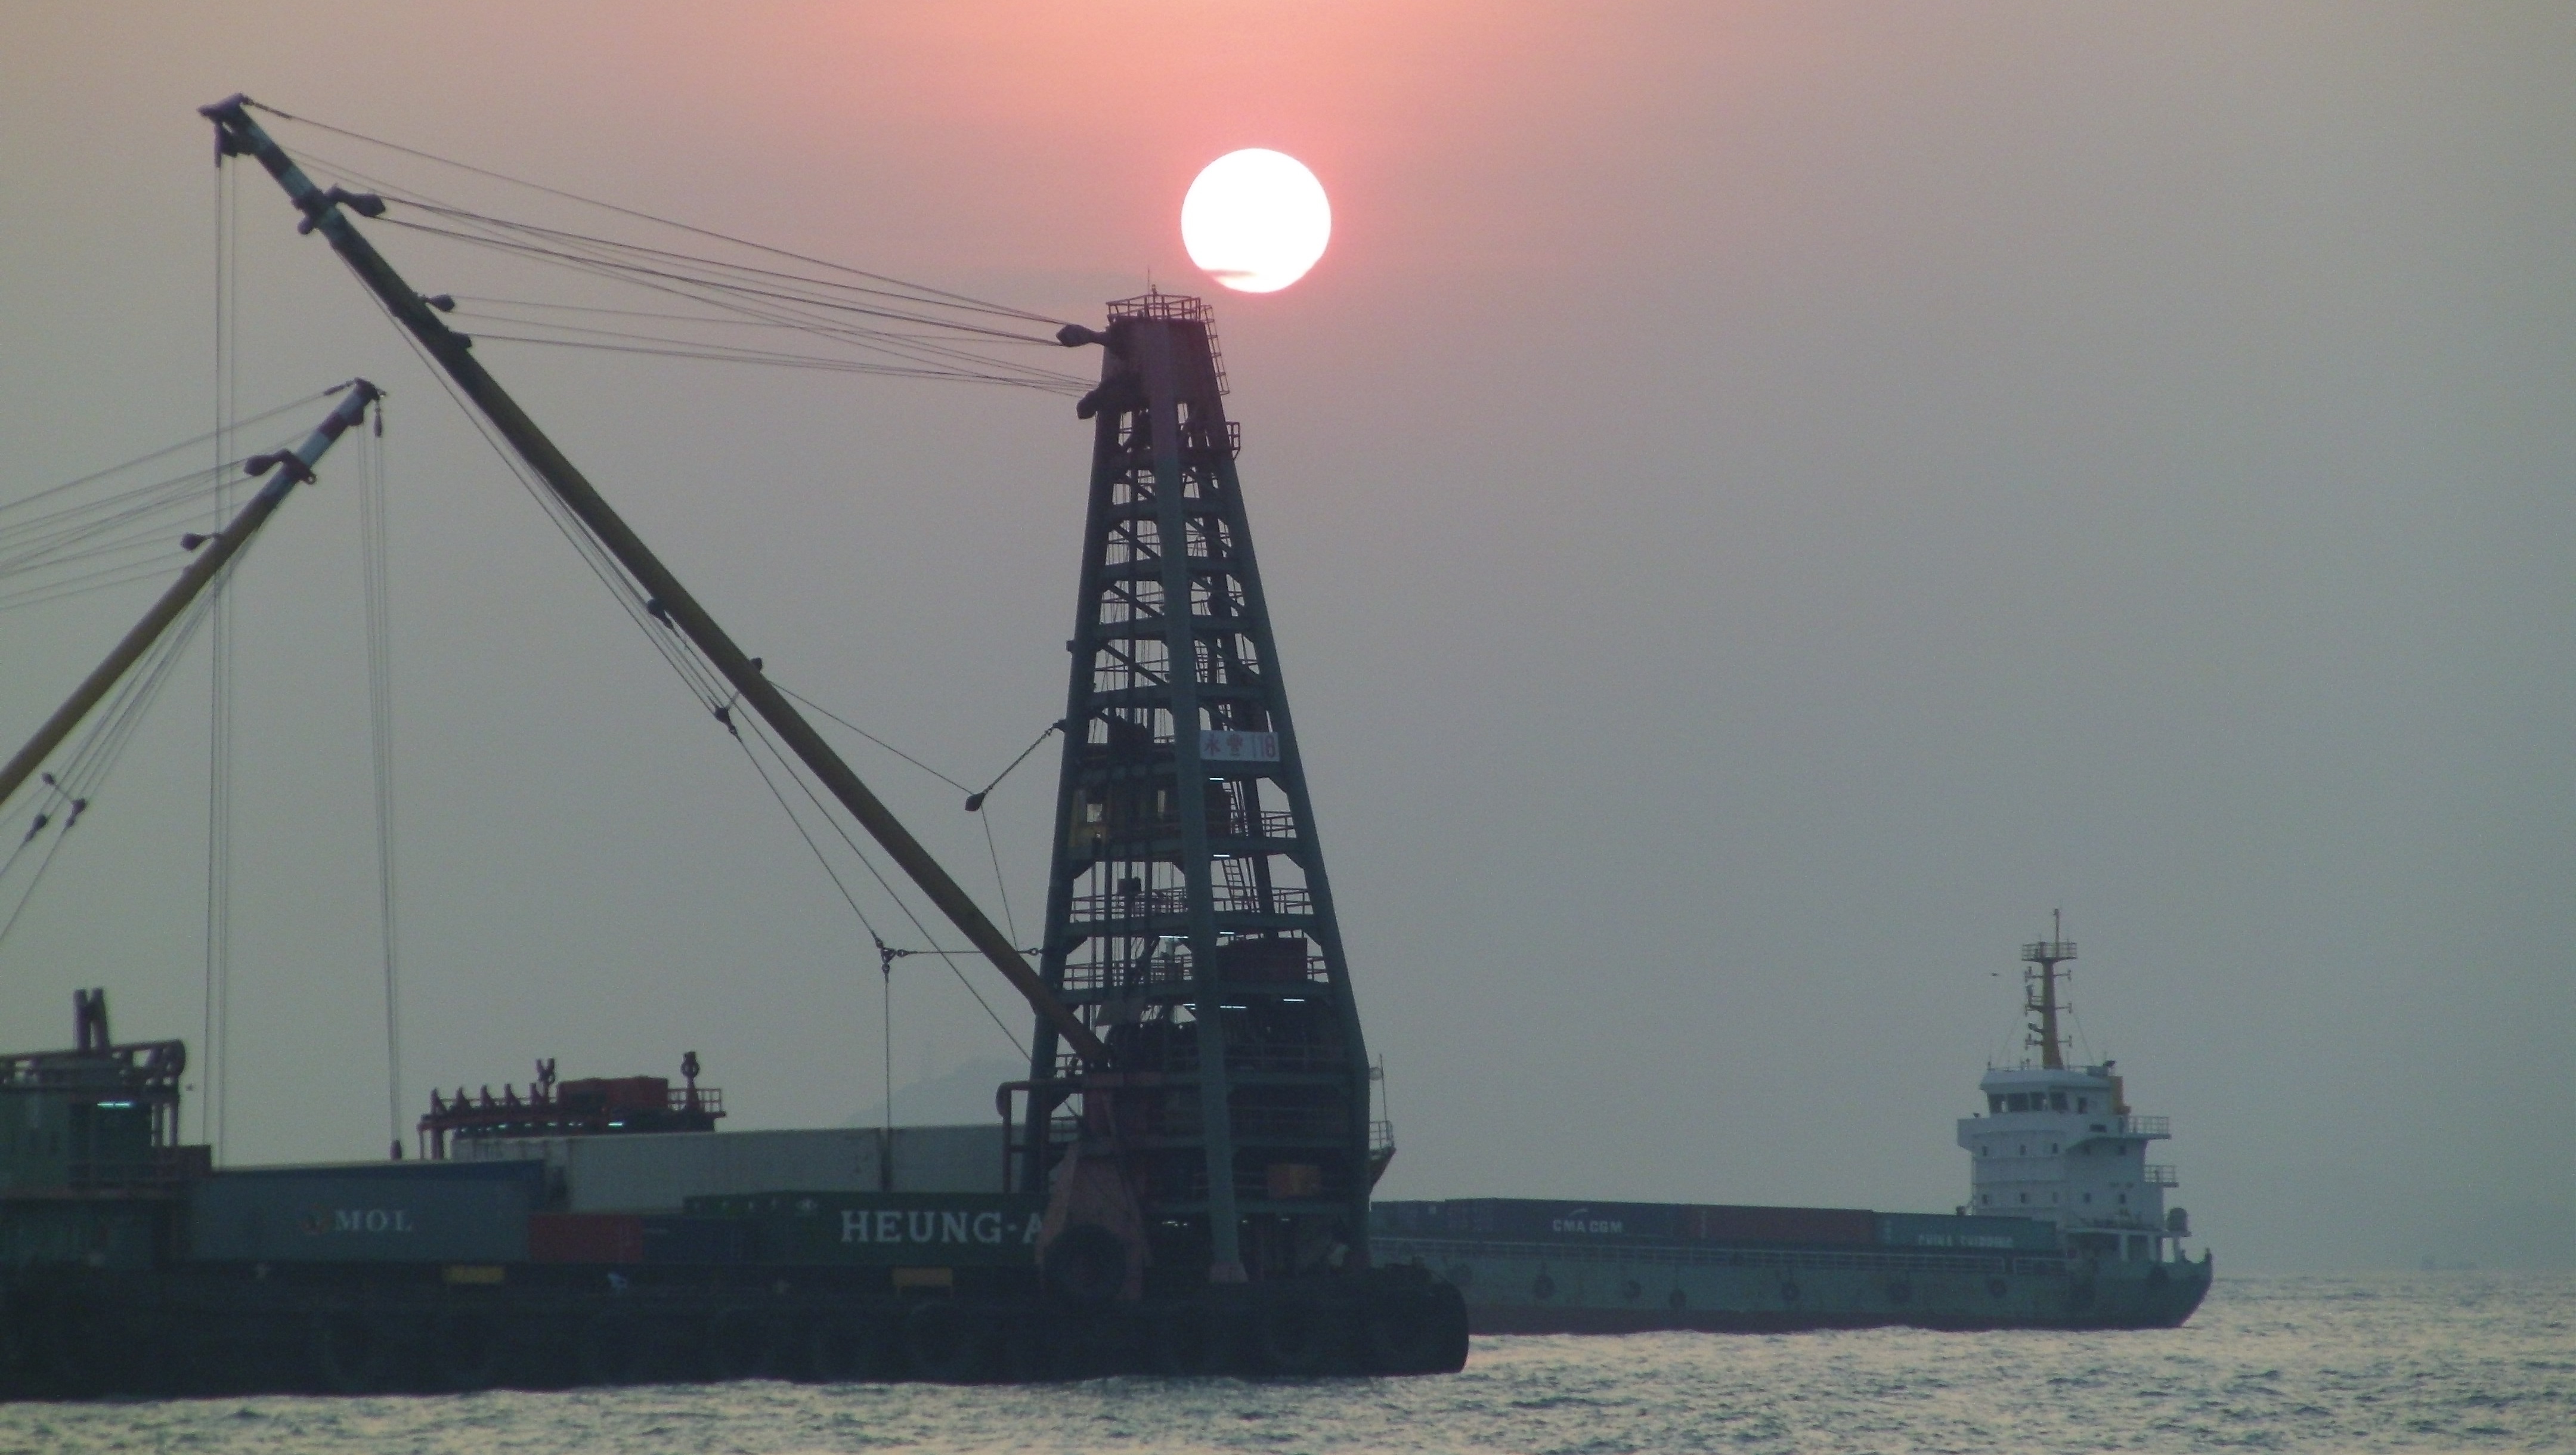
[8,1273,2568,1453]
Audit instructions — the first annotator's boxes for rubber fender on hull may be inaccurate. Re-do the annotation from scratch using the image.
[1364,1284,1469,1374]
[577,1311,653,1386]
[423,1310,503,1391]
[902,1301,989,1382]
[805,1312,889,1383]
[310,1312,394,1395]
[2065,1275,2098,1314]
[1252,1299,1332,1375]
[1044,1225,1129,1307]
[13,1295,114,1398]
[708,1307,795,1382]
[503,1317,581,1390]
[1150,1301,1233,1376]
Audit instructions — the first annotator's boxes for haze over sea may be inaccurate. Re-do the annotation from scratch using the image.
[10,1274,2566,1454]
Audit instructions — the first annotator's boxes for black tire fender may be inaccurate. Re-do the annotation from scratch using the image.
[708,1307,785,1382]
[577,1310,645,1386]
[901,1301,987,1383]
[1043,1224,1130,1308]
[429,1310,506,1391]
[1361,1289,1444,1374]
[311,1311,393,1395]
[1252,1298,1329,1376]
[803,1314,882,1383]
[1149,1300,1231,1376]
[509,1317,582,1390]
[1423,1280,1471,1373]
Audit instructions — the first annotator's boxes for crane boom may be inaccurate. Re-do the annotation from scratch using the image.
[199,96,1107,1064]
[0,382,379,815]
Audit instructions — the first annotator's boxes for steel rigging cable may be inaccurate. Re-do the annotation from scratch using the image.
[246,106,1091,395]
[359,400,403,1160]
[207,104,1110,1085]
[240,100,1069,327]
[205,154,239,1156]
[0,568,230,960]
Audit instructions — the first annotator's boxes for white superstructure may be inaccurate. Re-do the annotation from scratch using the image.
[1953,919,2188,1263]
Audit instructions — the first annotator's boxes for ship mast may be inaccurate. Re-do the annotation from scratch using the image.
[2020,909,2075,1070]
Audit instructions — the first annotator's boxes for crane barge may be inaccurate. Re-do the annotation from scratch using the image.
[0,100,1463,1395]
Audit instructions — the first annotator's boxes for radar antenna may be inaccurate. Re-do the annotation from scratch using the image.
[2020,909,2075,1070]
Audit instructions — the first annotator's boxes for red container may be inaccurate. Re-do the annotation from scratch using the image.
[527,1212,645,1263]
[1683,1205,1877,1246]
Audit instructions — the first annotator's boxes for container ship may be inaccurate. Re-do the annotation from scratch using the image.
[1373,926,2213,1332]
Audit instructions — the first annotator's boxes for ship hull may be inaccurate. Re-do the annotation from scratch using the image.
[0,1261,1467,1398]
[1377,1236,2211,1334]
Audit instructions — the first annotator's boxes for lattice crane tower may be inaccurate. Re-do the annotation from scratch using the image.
[1026,294,1375,1287]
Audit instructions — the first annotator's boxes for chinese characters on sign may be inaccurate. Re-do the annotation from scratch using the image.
[1198,729,1280,763]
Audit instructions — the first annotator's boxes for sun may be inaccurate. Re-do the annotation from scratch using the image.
[1181,150,1330,294]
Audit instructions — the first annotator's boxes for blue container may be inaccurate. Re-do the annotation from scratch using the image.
[187,1159,544,1264]
[1370,1199,1687,1242]
[0,1201,162,1269]
[1872,1211,2060,1253]
[1370,1200,1443,1236]
[639,1214,750,1264]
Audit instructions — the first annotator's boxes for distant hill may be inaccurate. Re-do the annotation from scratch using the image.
[849,1058,1025,1129]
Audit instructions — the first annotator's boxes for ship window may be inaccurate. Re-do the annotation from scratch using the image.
[2049,1093,2068,1111]
[2077,1097,2089,1112]
[2007,1094,2030,1112]
[1981,1194,1991,1205]
[2118,1193,2128,1204]
[2049,1144,2058,1154]
[1989,1095,2005,1113]
[2018,1146,2027,1156]
[2019,1193,2029,1204]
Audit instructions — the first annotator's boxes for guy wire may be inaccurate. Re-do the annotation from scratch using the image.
[361,400,404,1159]
[203,154,237,1157]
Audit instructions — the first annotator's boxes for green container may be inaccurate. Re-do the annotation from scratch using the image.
[683,1191,1044,1266]
[0,1200,162,1269]
[0,1092,155,1193]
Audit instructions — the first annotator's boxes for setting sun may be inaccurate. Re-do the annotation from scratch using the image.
[1181,149,1330,294]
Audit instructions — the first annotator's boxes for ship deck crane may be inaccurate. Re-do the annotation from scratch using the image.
[198,97,1108,1067]
[0,383,379,816]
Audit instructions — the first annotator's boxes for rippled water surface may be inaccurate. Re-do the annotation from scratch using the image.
[10,1274,2569,1454]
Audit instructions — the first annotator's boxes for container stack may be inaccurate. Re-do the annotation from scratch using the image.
[1369,1198,2060,1254]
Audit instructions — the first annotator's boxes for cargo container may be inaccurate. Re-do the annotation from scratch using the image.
[526,1211,644,1263]
[1380,1199,1689,1242]
[461,1123,1004,1211]
[0,1095,155,1194]
[186,1159,544,1264]
[0,1201,161,1270]
[1371,1200,1881,1248]
[1872,1212,2059,1253]
[1685,1205,1876,1246]
[686,1191,1045,1266]
[639,1213,751,1264]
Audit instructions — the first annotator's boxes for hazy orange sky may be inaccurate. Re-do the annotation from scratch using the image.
[1,3,2569,1272]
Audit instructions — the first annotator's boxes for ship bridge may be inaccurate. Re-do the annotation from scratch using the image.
[1956,923,2187,1264]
